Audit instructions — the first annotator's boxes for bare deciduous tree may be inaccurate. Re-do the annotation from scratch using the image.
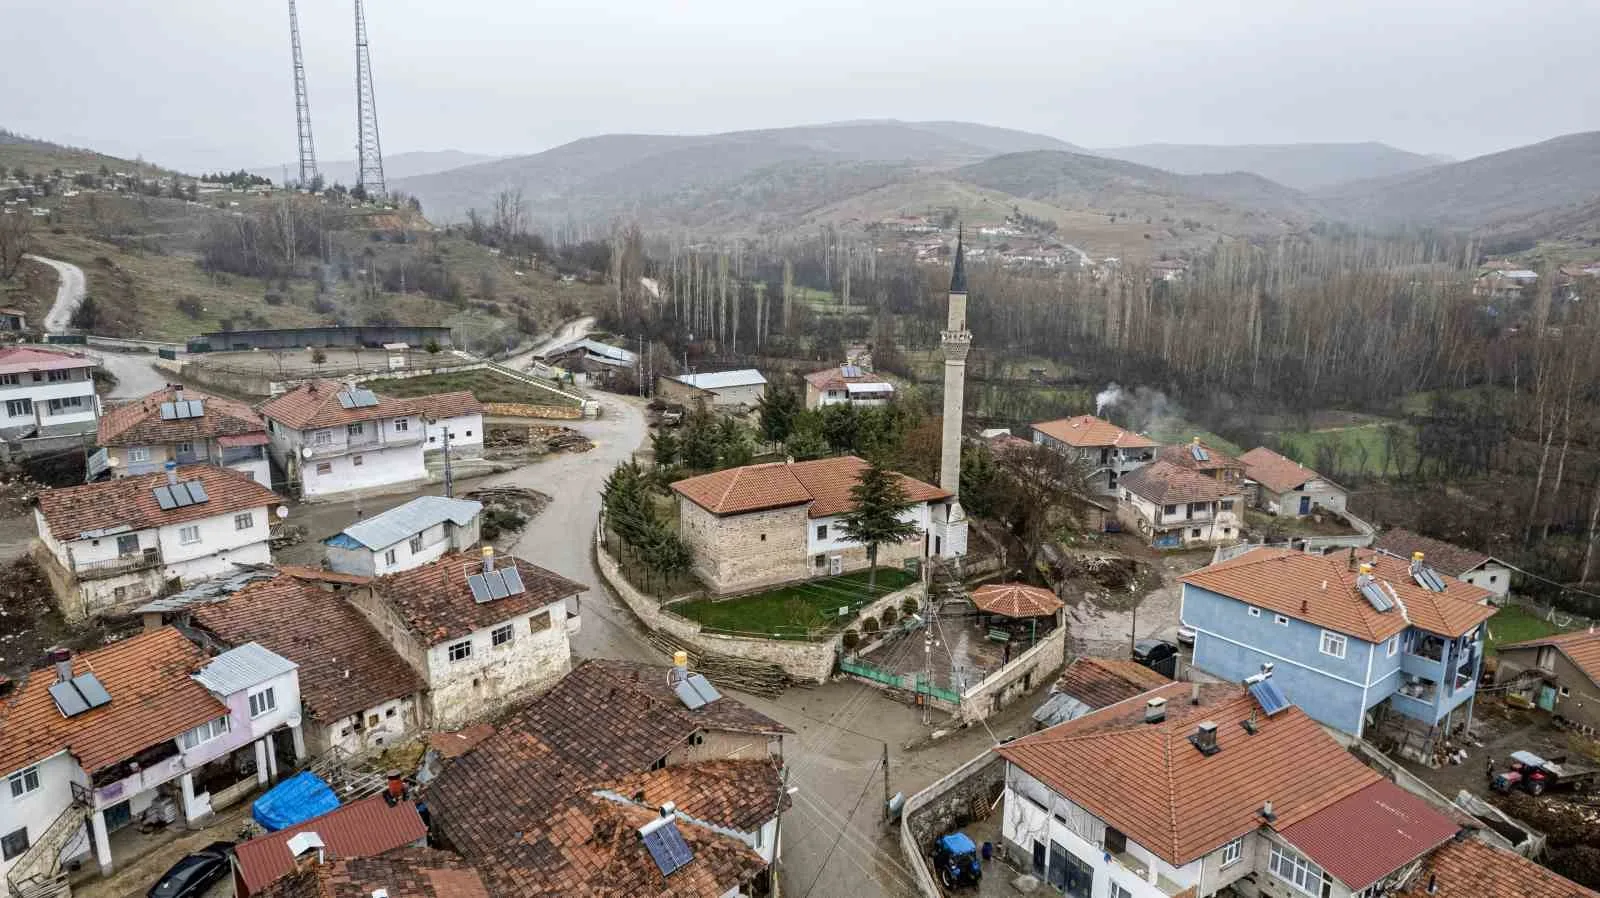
[0,211,33,281]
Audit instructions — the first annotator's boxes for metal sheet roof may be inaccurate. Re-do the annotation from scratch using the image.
[194,641,298,695]
[669,369,767,391]
[133,567,280,613]
[329,495,483,551]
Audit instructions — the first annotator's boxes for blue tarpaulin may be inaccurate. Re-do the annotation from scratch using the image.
[252,772,340,831]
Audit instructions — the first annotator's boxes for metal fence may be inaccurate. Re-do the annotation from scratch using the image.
[840,657,963,703]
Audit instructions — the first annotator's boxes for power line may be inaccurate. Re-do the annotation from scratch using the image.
[798,759,884,898]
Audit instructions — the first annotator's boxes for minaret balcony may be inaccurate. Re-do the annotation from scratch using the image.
[940,330,972,344]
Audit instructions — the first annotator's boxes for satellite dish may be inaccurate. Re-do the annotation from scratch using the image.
[107,456,119,467]
[301,446,314,459]
[285,713,302,728]
[276,506,289,520]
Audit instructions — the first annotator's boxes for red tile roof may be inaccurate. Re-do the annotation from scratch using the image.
[1120,459,1243,504]
[252,847,486,898]
[0,346,94,376]
[97,386,265,447]
[372,551,585,646]
[603,759,786,832]
[1373,527,1495,578]
[1054,657,1171,709]
[1398,836,1599,898]
[1238,446,1332,494]
[276,565,373,586]
[1031,415,1155,449]
[191,575,423,724]
[802,366,894,392]
[36,464,281,539]
[1277,780,1459,890]
[997,682,1382,865]
[1158,439,1245,475]
[671,455,949,518]
[0,628,225,774]
[1499,629,1600,687]
[428,724,496,760]
[260,381,419,430]
[970,583,1063,618]
[1181,547,1496,642]
[394,391,483,421]
[235,795,429,895]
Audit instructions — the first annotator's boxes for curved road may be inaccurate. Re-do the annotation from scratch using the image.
[26,254,87,334]
[28,253,170,399]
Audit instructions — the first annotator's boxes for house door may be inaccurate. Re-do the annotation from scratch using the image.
[1539,685,1558,711]
[1299,495,1312,515]
[103,800,133,832]
[1054,845,1093,898]
[1031,841,1046,877]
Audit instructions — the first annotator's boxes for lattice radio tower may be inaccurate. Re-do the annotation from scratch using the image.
[354,0,386,197]
[287,0,318,186]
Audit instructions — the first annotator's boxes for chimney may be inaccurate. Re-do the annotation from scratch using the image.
[1190,682,1201,705]
[1260,801,1276,823]
[481,545,494,574]
[1145,697,1167,724]
[1190,721,1220,755]
[164,460,178,485]
[141,611,163,634]
[1427,874,1437,894]
[46,647,71,683]
[1347,547,1357,571]
[173,384,184,403]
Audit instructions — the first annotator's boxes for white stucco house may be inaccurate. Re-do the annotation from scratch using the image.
[656,369,767,410]
[349,548,586,729]
[33,464,282,621]
[1117,459,1244,550]
[259,381,426,501]
[0,629,303,892]
[96,385,271,487]
[802,364,895,410]
[0,345,100,439]
[323,495,483,577]
[1238,447,1349,518]
[398,391,485,458]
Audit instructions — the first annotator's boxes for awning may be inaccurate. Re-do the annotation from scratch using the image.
[845,382,894,394]
[217,432,270,447]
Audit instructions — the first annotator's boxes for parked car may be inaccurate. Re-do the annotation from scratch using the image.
[1132,638,1179,669]
[1176,625,1197,645]
[148,841,235,898]
[930,832,982,889]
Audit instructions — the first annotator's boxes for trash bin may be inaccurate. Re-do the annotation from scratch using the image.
[981,841,993,861]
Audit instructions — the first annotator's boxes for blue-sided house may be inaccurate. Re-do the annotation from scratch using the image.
[1180,547,1496,754]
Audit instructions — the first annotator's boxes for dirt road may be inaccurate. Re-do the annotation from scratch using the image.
[26,254,86,334]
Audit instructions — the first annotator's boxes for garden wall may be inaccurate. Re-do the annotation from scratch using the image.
[958,625,1067,722]
[901,750,1006,898]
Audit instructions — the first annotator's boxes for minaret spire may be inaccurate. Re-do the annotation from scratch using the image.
[950,225,968,295]
[934,224,972,559]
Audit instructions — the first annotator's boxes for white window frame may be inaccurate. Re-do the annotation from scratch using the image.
[1109,885,1133,898]
[7,766,40,798]
[409,534,424,554]
[1221,836,1243,867]
[175,440,193,455]
[492,623,514,647]
[234,512,253,531]
[448,640,472,662]
[46,369,71,383]
[1247,606,1261,617]
[1269,842,1325,896]
[347,422,365,437]
[1387,634,1400,657]
[1319,630,1347,659]
[0,374,17,386]
[129,446,151,463]
[179,714,230,750]
[1274,614,1289,626]
[394,417,409,432]
[4,398,30,418]
[249,687,277,718]
[178,525,201,545]
[313,429,333,446]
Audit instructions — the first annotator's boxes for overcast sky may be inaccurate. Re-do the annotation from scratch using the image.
[8,0,1599,173]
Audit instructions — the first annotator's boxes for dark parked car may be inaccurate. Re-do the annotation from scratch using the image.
[147,841,234,898]
[1133,638,1179,676]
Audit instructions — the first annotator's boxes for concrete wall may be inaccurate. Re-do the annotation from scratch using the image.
[422,414,484,457]
[900,751,1004,898]
[0,751,82,882]
[959,625,1066,722]
[1498,646,1600,731]
[309,695,420,758]
[1259,479,1347,518]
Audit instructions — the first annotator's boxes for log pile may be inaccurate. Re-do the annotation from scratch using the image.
[642,629,793,698]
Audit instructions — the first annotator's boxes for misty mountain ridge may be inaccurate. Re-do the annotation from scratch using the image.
[1092,141,1440,191]
[248,149,498,187]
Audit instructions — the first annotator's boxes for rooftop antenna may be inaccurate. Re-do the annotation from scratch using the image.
[354,0,386,197]
[287,0,318,186]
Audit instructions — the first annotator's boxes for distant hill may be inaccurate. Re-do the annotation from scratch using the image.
[1318,131,1600,229]
[0,129,171,177]
[393,120,1078,224]
[1092,142,1439,191]
[249,150,498,188]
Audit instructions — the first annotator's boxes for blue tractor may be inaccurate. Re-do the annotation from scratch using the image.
[931,832,982,889]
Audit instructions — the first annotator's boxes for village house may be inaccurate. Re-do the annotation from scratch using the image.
[1373,527,1512,599]
[252,848,487,898]
[656,369,768,411]
[0,308,27,332]
[323,495,483,577]
[1117,460,1244,549]
[348,548,585,729]
[1149,258,1188,281]
[1238,446,1349,518]
[231,793,430,897]
[1473,267,1537,299]
[802,364,895,409]
[0,345,99,439]
[997,680,1466,898]
[426,658,790,897]
[1032,656,1171,728]
[182,571,426,758]
[395,390,485,458]
[0,629,302,890]
[1395,824,1600,898]
[95,385,271,487]
[670,455,951,595]
[33,464,281,620]
[1181,547,1496,743]
[1030,414,1157,496]
[533,336,637,385]
[1157,437,1246,485]
[259,381,426,501]
[1493,629,1600,731]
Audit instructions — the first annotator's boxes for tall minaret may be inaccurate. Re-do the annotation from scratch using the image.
[935,229,971,558]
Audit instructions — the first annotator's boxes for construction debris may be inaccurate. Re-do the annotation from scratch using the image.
[465,486,550,542]
[269,523,308,550]
[641,628,793,698]
[485,423,594,454]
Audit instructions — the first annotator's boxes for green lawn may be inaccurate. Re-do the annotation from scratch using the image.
[675,568,917,639]
[1485,605,1571,654]
[1145,423,1243,455]
[375,368,580,407]
[1276,423,1409,478]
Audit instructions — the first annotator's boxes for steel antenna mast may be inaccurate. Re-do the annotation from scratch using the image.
[354,0,386,197]
[287,0,318,186]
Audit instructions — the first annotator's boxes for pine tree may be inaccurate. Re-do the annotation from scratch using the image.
[837,461,919,590]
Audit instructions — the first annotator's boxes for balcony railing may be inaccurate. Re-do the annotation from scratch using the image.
[304,428,423,458]
[74,547,162,581]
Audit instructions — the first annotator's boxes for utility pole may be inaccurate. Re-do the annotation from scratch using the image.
[772,764,790,898]
[432,419,454,498]
[922,629,934,725]
[880,742,891,821]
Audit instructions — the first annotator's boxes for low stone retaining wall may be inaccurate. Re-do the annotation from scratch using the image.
[958,625,1067,722]
[484,401,584,420]
[901,750,1005,898]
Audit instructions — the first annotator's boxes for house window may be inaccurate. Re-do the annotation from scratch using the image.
[8,766,40,798]
[1387,635,1400,657]
[179,525,201,545]
[352,455,364,467]
[313,430,333,446]
[465,430,473,437]
[409,534,424,554]
[368,713,380,727]
[1221,836,1243,867]
[1320,630,1347,659]
[1489,575,1498,583]
[816,525,828,540]
[1164,504,1178,516]
[1,829,28,861]
[1247,606,1261,617]
[4,399,30,417]
[814,554,826,567]
[1190,528,1201,537]
[530,611,551,633]
[1269,842,1325,896]
[394,418,409,432]
[47,396,84,414]
[492,624,514,647]
[1221,500,1235,511]
[1274,614,1289,626]
[316,462,332,475]
[347,422,365,436]
[179,714,230,749]
[385,707,397,718]
[249,687,277,718]
[175,441,193,455]
[759,534,766,542]
[1561,686,1572,697]
[1110,886,1133,898]
[47,369,72,383]
[0,374,16,386]
[448,640,472,662]
[129,446,151,463]
[234,512,253,531]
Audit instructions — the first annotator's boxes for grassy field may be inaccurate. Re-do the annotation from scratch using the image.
[674,568,918,638]
[1485,604,1572,654]
[0,133,170,178]
[1276,422,1410,478]
[375,368,580,406]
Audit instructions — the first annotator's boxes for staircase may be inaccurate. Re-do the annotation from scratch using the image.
[928,559,973,616]
[6,784,91,898]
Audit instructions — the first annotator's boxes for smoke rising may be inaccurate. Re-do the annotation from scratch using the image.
[1095,382,1182,438]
